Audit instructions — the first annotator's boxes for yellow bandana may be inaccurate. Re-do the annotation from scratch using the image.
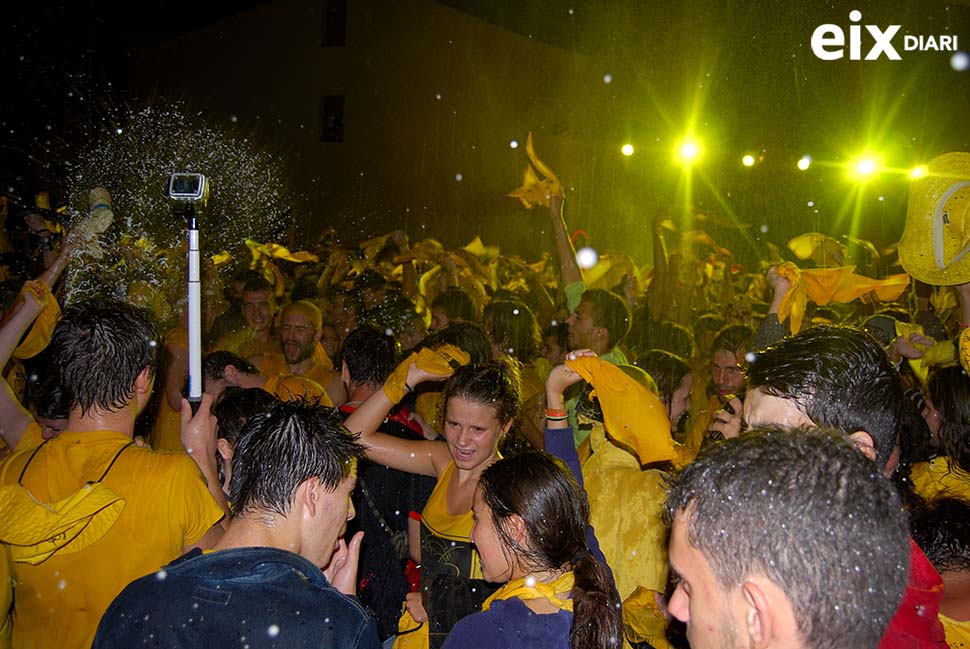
[482,571,575,613]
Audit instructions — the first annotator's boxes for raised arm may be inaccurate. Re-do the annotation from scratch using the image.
[0,282,46,450]
[344,358,453,477]
[548,189,584,311]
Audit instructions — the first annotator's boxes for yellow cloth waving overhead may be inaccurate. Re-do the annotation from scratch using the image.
[506,132,562,209]
[564,356,674,465]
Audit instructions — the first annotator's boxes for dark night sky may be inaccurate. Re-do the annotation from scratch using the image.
[2,1,969,264]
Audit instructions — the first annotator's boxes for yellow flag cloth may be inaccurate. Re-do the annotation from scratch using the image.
[211,250,233,266]
[0,481,125,565]
[383,345,471,404]
[14,282,60,360]
[482,571,575,613]
[776,263,911,334]
[960,328,970,375]
[622,587,671,649]
[895,321,956,385]
[506,132,562,209]
[565,356,674,464]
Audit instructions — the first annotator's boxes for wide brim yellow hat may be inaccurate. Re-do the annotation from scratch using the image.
[899,152,970,286]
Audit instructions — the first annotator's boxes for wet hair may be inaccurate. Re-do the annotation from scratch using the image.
[664,427,910,649]
[479,452,622,649]
[745,325,903,470]
[338,325,399,388]
[30,374,69,421]
[444,361,522,426]
[432,287,478,323]
[425,321,493,365]
[909,497,970,575]
[692,313,726,348]
[361,291,421,339]
[49,299,159,415]
[581,289,631,349]
[482,301,541,363]
[229,399,365,517]
[635,350,691,413]
[289,275,321,302]
[242,276,274,296]
[927,365,970,473]
[212,387,278,445]
[202,351,258,382]
[710,323,753,356]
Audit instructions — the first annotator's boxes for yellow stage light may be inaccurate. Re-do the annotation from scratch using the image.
[677,140,700,164]
[848,154,882,182]
[910,165,927,179]
[797,155,812,171]
[742,154,755,167]
[621,144,634,156]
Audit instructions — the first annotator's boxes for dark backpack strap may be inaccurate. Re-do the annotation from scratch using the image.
[95,441,135,482]
[17,438,51,485]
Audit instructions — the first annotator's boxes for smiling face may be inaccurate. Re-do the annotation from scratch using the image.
[668,511,747,649]
[242,289,275,333]
[443,397,510,472]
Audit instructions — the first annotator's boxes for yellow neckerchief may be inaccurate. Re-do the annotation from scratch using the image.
[482,571,575,613]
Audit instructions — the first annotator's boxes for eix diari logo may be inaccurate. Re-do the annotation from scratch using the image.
[812,10,959,60]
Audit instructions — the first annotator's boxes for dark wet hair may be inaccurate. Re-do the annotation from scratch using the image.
[927,365,970,473]
[444,361,522,426]
[635,350,691,413]
[710,323,753,356]
[202,351,257,382]
[425,321,493,365]
[664,427,910,649]
[229,399,364,517]
[479,452,622,649]
[432,287,478,323]
[483,301,540,363]
[30,373,69,421]
[745,325,903,470]
[338,325,399,388]
[49,299,159,416]
[581,289,631,349]
[909,497,970,575]
[212,387,279,445]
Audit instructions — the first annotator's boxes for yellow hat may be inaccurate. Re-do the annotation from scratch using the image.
[899,152,970,285]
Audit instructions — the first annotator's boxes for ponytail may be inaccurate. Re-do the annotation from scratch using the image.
[570,554,623,649]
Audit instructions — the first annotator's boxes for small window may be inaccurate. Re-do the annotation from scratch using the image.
[323,1,347,47]
[321,95,345,142]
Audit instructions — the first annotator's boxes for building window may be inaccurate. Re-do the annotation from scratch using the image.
[321,95,345,142]
[323,1,347,46]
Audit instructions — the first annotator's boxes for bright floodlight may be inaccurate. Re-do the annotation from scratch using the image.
[797,155,812,171]
[855,158,877,176]
[742,154,755,167]
[677,140,700,164]
[910,165,928,179]
[621,144,634,156]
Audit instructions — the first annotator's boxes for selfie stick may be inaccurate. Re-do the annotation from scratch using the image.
[187,208,203,415]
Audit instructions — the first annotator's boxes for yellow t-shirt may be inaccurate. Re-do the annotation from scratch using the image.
[910,456,970,501]
[0,429,224,649]
[151,327,189,453]
[258,352,337,392]
[213,328,278,360]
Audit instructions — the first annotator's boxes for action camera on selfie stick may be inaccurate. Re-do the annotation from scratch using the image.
[167,173,209,415]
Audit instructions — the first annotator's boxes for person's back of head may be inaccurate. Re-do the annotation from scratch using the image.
[432,287,478,325]
[477,451,622,649]
[581,289,631,350]
[338,325,399,389]
[909,497,970,593]
[425,321,493,365]
[636,350,691,408]
[927,364,970,473]
[710,322,753,357]
[229,399,364,521]
[50,299,159,416]
[482,300,541,363]
[203,351,258,382]
[664,427,911,649]
[745,325,903,471]
[212,387,279,446]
